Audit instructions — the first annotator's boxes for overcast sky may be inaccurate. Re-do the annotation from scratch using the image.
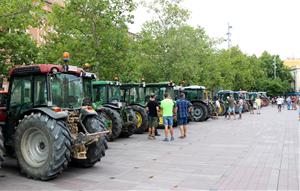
[129,0,300,59]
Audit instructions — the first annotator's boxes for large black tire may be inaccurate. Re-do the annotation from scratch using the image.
[119,108,137,138]
[14,113,72,180]
[71,116,106,168]
[98,107,122,141]
[131,105,148,134]
[192,102,208,122]
[0,126,4,167]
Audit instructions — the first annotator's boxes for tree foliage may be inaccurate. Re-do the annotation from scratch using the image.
[0,0,42,73]
[0,0,293,96]
[38,0,136,81]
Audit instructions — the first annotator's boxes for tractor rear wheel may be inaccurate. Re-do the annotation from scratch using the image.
[71,116,106,167]
[98,107,122,141]
[218,102,226,116]
[192,102,208,122]
[0,126,4,167]
[14,113,71,180]
[131,105,148,134]
[119,108,137,138]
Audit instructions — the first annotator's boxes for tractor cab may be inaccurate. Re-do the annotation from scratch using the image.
[144,81,175,103]
[120,82,146,106]
[92,81,123,108]
[217,90,238,102]
[182,85,206,101]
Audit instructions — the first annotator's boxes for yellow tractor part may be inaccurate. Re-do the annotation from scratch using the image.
[135,111,143,129]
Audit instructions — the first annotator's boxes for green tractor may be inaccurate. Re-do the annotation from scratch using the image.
[92,81,137,140]
[1,64,108,180]
[144,82,177,127]
[177,85,212,122]
[216,90,239,115]
[120,82,148,134]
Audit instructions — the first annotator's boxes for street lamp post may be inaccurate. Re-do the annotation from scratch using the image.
[272,57,277,79]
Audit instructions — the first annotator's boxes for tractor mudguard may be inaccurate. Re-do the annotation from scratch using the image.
[191,100,208,106]
[130,103,145,108]
[102,104,121,111]
[30,107,68,119]
[80,108,98,122]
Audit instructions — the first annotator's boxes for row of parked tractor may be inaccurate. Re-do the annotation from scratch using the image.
[0,64,269,181]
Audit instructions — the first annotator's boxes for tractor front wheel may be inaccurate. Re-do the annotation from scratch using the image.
[14,113,71,180]
[98,107,122,141]
[71,116,106,167]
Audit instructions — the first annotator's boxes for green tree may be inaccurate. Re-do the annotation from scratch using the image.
[38,0,136,81]
[0,0,42,73]
[135,0,215,84]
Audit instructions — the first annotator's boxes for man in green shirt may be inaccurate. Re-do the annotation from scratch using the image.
[160,93,175,141]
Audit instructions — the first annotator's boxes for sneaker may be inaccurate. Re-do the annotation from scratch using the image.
[148,135,153,140]
[163,137,169,142]
[170,137,174,141]
[152,136,156,140]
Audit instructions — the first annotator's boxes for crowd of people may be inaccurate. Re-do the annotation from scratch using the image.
[145,93,300,142]
[218,95,262,121]
[146,92,192,142]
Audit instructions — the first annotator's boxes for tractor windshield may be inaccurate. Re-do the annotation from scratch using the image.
[184,89,205,100]
[108,85,121,102]
[50,73,83,109]
[145,86,174,102]
[122,86,145,104]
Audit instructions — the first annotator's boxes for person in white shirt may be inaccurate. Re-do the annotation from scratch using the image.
[215,98,220,119]
[276,96,284,112]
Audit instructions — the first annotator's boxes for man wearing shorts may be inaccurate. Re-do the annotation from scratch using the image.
[146,93,159,139]
[176,93,192,138]
[227,95,236,120]
[160,93,175,142]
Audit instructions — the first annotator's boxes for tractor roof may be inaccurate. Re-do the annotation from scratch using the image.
[121,83,145,88]
[145,81,175,87]
[217,90,234,94]
[92,80,120,86]
[183,85,206,90]
[9,64,84,77]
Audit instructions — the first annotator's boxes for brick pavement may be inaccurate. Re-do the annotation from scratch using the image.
[0,106,298,190]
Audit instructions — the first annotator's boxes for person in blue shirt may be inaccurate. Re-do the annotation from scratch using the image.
[176,93,192,138]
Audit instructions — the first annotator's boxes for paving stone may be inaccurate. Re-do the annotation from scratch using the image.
[0,106,298,190]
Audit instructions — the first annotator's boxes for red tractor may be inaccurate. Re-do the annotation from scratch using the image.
[0,89,7,165]
[1,64,108,180]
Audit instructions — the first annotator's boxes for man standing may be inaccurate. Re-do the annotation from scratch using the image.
[255,96,262,114]
[276,96,283,112]
[160,93,175,142]
[176,93,192,138]
[215,97,221,119]
[237,96,244,119]
[227,95,236,120]
[146,93,159,140]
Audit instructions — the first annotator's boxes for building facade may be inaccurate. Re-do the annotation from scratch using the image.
[284,59,300,92]
[28,0,64,44]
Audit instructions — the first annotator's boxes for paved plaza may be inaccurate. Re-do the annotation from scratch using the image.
[0,106,299,190]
